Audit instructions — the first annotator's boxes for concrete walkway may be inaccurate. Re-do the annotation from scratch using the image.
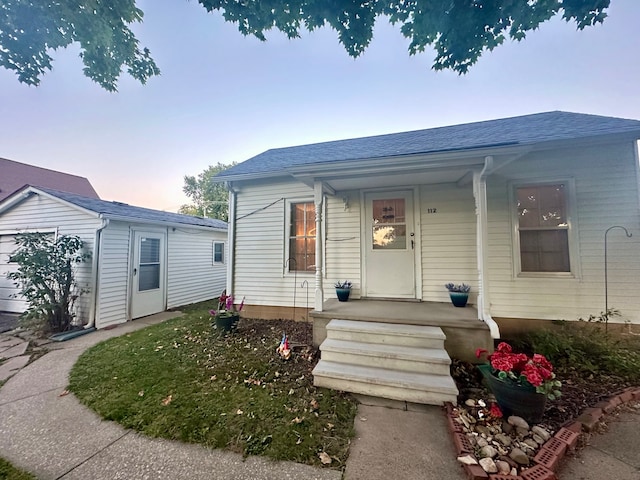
[0,312,638,480]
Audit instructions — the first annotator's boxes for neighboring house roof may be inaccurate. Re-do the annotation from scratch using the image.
[1,186,228,231]
[0,157,99,202]
[216,111,640,180]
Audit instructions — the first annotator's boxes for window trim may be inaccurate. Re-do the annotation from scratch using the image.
[510,178,581,279]
[284,198,316,275]
[213,241,225,264]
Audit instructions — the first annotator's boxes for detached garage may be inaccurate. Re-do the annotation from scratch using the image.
[0,186,228,329]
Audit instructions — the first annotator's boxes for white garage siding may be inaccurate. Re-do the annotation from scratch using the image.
[94,221,131,328]
[0,193,99,322]
[0,234,27,312]
[486,142,640,324]
[167,227,227,309]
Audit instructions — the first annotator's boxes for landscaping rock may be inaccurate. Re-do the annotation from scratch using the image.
[523,439,539,450]
[479,457,498,473]
[457,454,477,465]
[495,433,512,446]
[476,437,489,448]
[508,416,529,430]
[475,425,491,436]
[496,460,511,475]
[509,448,530,465]
[479,445,498,458]
[532,434,545,445]
[532,426,551,441]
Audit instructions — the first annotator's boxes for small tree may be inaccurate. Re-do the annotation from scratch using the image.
[8,233,91,333]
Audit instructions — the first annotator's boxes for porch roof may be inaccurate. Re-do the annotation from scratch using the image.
[216,111,640,182]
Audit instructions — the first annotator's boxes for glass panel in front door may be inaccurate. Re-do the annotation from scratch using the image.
[372,198,407,249]
[139,237,160,291]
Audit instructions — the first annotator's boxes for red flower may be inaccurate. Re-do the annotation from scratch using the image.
[489,403,503,418]
[495,342,512,353]
[522,363,544,387]
[475,348,488,359]
[491,355,515,372]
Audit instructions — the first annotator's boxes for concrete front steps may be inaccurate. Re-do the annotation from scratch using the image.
[312,319,458,405]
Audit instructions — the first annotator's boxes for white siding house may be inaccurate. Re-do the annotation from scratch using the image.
[216,112,640,335]
[0,186,228,329]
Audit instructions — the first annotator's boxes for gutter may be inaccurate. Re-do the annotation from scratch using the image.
[475,157,501,339]
[86,217,109,329]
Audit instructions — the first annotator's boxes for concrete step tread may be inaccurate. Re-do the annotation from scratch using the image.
[320,338,451,364]
[327,319,446,339]
[312,360,458,394]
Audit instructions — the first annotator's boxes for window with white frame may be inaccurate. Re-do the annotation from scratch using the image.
[515,182,573,274]
[288,201,316,272]
[213,241,225,264]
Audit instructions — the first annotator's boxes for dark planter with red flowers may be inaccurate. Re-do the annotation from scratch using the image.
[478,364,547,424]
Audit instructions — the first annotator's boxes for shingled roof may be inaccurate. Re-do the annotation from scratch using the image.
[34,187,227,230]
[217,111,640,179]
[0,158,99,202]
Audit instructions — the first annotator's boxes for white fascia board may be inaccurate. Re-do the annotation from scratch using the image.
[99,213,228,233]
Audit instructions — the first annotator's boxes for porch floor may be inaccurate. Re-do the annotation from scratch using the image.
[313,298,480,326]
[310,299,491,363]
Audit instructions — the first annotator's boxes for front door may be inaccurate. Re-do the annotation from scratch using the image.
[131,231,166,319]
[364,190,416,298]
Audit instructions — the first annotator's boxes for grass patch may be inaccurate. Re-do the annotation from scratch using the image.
[0,458,36,480]
[68,304,357,467]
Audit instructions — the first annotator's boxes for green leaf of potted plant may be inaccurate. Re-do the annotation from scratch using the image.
[445,283,470,307]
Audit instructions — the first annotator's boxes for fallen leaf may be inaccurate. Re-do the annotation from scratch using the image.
[326,422,334,429]
[296,437,303,445]
[289,388,295,395]
[318,452,332,465]
[138,391,144,397]
[236,409,243,415]
[210,375,217,381]
[161,394,173,406]
[59,390,69,397]
[359,417,367,422]
[291,416,304,424]
[310,399,319,410]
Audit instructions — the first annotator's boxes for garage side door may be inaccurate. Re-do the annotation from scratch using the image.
[0,235,28,313]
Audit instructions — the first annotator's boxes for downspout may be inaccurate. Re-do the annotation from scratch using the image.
[313,181,324,311]
[225,183,237,295]
[473,157,500,338]
[86,217,109,329]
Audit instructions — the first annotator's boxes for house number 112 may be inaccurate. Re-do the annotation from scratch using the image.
[427,208,437,214]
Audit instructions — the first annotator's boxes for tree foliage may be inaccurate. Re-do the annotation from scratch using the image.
[1,1,610,90]
[8,233,90,333]
[180,162,236,221]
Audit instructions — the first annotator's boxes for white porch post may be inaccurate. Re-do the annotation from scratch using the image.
[314,181,324,312]
[474,156,500,338]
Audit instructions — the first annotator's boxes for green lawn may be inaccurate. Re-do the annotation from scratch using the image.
[0,458,36,480]
[68,304,357,467]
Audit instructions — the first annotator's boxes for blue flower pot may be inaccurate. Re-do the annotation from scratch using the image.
[449,292,468,307]
[336,288,351,302]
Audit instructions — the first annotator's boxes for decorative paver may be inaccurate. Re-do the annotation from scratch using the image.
[0,340,28,359]
[0,355,30,381]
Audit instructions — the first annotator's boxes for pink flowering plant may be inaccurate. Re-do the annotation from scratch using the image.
[476,342,562,400]
[209,291,245,319]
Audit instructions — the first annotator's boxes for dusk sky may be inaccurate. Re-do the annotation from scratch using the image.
[1,0,639,212]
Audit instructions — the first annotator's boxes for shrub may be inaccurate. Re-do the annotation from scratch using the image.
[514,321,640,383]
[8,233,90,333]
